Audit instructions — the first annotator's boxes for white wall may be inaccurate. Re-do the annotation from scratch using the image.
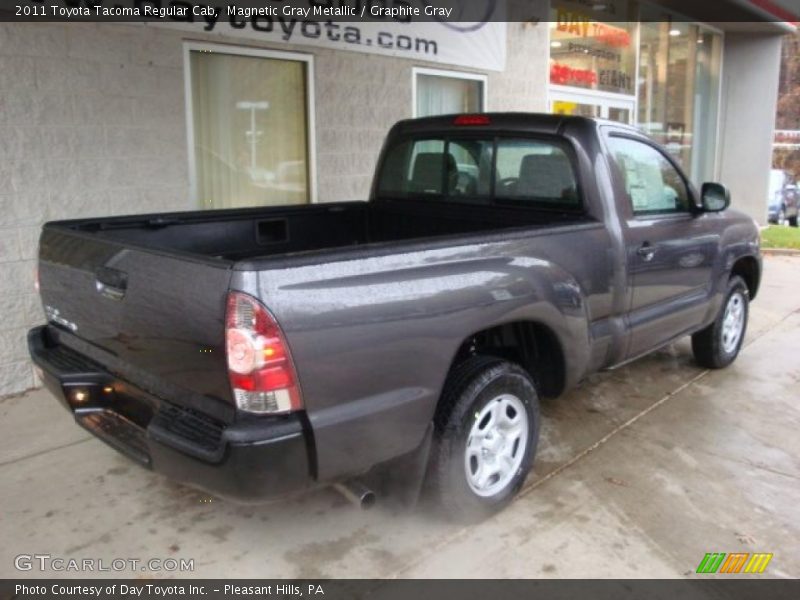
[0,21,548,396]
[718,32,784,224]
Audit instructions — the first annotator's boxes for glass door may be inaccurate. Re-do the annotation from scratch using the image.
[638,17,723,184]
[550,88,636,125]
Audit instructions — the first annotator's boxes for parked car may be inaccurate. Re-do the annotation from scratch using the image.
[767,168,799,226]
[29,114,761,519]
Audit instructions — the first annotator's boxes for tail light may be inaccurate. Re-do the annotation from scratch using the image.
[225,292,302,415]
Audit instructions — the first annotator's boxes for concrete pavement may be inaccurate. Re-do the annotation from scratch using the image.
[1,256,798,579]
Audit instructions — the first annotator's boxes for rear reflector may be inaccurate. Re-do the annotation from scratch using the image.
[454,114,491,126]
[225,292,302,415]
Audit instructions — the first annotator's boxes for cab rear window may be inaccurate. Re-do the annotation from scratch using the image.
[376,137,580,208]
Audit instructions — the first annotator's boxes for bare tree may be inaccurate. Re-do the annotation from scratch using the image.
[774,34,800,178]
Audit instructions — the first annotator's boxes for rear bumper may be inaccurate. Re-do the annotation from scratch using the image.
[28,325,313,502]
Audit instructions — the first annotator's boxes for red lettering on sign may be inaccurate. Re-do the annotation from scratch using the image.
[555,9,631,48]
[550,63,598,86]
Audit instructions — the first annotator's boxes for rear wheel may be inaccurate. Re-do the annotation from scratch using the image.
[692,276,749,369]
[429,356,539,520]
[789,215,798,228]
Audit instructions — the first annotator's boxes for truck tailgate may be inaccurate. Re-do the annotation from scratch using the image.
[37,226,235,423]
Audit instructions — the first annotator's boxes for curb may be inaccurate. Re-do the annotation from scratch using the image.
[762,248,800,257]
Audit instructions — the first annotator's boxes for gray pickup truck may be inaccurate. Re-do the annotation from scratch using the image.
[29,114,761,518]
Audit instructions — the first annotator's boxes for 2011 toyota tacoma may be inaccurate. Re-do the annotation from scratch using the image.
[29,114,761,518]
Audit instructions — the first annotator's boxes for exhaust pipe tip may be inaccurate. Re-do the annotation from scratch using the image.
[360,489,377,510]
[334,481,376,510]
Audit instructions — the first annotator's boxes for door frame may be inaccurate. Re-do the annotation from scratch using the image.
[549,85,637,124]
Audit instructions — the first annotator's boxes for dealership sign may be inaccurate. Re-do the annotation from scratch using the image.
[18,1,507,71]
[144,1,508,72]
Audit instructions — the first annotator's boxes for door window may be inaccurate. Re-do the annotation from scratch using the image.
[608,137,692,215]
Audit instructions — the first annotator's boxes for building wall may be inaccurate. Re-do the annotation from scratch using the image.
[489,22,550,113]
[0,23,188,395]
[0,21,548,396]
[718,33,784,224]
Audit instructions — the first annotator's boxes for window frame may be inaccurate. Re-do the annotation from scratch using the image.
[374,132,586,213]
[606,131,698,220]
[412,67,489,118]
[183,41,318,208]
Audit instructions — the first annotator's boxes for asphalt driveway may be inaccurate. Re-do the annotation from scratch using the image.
[1,255,798,579]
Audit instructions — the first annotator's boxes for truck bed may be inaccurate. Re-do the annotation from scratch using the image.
[57,200,588,262]
[37,198,590,428]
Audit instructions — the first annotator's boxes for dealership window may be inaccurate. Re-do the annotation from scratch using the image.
[413,68,487,118]
[548,1,723,183]
[637,11,722,183]
[185,44,314,209]
[549,1,638,96]
[548,1,638,124]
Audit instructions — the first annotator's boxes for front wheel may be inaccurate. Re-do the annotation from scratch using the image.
[692,276,749,369]
[429,356,540,520]
[789,215,798,228]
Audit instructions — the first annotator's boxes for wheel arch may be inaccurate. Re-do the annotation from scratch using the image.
[445,320,568,400]
[731,255,761,300]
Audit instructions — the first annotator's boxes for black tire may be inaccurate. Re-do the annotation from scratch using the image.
[692,276,749,369]
[429,356,540,520]
[789,215,799,228]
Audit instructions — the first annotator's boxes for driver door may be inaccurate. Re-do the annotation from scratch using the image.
[607,134,719,360]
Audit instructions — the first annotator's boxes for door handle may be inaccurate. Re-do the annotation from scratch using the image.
[637,243,656,262]
[95,266,128,301]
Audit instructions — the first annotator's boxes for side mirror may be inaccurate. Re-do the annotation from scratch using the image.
[700,182,730,212]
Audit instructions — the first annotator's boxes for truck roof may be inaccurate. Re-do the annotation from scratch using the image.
[392,112,641,137]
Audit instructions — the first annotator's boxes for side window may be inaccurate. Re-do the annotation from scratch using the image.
[608,137,691,215]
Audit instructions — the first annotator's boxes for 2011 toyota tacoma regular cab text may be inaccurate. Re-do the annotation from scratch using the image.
[29,114,761,519]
